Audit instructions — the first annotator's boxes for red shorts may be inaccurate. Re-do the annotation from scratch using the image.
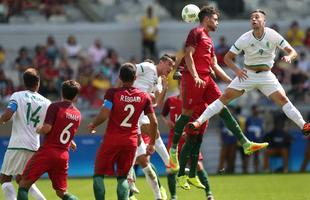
[182,72,221,110]
[94,141,136,177]
[22,148,68,192]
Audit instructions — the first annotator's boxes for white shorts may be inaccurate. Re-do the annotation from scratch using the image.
[1,149,35,176]
[137,113,150,135]
[228,69,284,96]
[136,139,147,157]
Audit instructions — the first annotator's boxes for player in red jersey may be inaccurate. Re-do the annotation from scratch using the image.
[88,63,158,200]
[169,6,268,184]
[160,82,214,200]
[17,80,81,200]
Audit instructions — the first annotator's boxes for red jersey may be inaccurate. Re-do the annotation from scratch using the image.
[42,101,81,150]
[104,87,154,146]
[162,95,182,124]
[181,26,215,75]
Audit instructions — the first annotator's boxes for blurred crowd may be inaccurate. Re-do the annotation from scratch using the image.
[0,0,72,23]
[0,20,310,110]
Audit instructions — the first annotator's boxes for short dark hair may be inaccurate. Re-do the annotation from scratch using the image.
[119,62,136,83]
[250,9,266,16]
[23,68,40,89]
[62,80,80,100]
[159,53,176,63]
[198,6,220,23]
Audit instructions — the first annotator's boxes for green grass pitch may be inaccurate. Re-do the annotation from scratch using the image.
[7,173,310,200]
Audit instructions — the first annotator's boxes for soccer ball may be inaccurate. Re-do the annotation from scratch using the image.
[181,4,200,23]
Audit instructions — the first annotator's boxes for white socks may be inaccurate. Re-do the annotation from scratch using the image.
[29,184,46,200]
[197,99,224,124]
[142,164,161,199]
[282,102,306,129]
[1,182,16,200]
[155,137,170,166]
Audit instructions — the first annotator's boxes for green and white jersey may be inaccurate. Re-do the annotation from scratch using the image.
[230,27,290,68]
[7,90,51,151]
[134,62,161,94]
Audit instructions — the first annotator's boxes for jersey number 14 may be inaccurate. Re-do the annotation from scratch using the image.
[26,103,42,128]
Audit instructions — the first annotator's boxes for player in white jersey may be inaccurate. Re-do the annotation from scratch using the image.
[189,9,310,137]
[0,68,50,200]
[127,54,174,200]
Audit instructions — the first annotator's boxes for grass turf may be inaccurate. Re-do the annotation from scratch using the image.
[7,173,310,200]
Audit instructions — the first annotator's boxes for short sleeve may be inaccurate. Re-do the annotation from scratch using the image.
[44,103,58,126]
[185,29,200,49]
[230,36,244,55]
[7,93,18,112]
[161,98,171,117]
[143,94,155,115]
[272,30,290,50]
[136,63,145,77]
[104,89,114,103]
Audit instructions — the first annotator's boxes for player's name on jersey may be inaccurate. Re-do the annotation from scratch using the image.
[66,113,80,121]
[120,95,141,103]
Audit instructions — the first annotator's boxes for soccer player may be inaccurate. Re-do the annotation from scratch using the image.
[88,63,158,200]
[169,5,268,176]
[189,10,310,138]
[0,68,50,200]
[17,80,81,200]
[161,84,214,200]
[126,55,174,200]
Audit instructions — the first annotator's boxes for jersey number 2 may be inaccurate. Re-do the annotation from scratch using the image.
[60,123,73,144]
[120,104,135,127]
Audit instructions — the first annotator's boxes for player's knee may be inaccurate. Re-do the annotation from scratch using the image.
[137,155,149,168]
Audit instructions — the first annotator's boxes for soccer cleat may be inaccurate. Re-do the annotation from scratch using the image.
[187,121,202,131]
[207,195,215,200]
[160,186,168,200]
[128,180,140,194]
[302,123,310,136]
[169,148,180,172]
[129,195,138,200]
[243,141,269,155]
[188,176,205,189]
[177,175,190,190]
[171,195,177,200]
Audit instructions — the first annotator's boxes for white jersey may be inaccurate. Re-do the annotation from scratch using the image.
[7,90,51,151]
[134,62,161,94]
[230,27,290,68]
